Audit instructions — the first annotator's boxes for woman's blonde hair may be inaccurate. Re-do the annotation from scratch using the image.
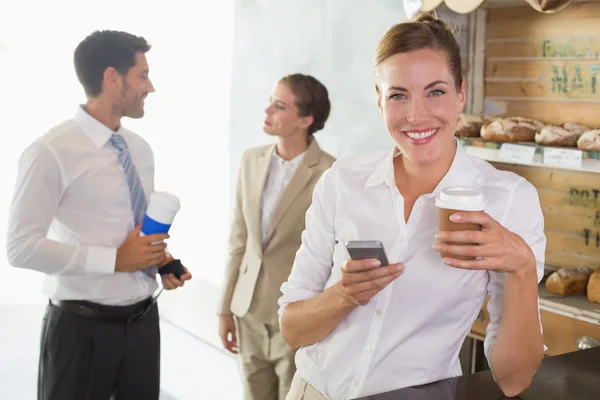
[374,12,462,96]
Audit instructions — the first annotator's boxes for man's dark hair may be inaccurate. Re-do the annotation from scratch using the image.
[73,30,151,97]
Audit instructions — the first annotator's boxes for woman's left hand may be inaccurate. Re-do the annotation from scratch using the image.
[433,211,536,275]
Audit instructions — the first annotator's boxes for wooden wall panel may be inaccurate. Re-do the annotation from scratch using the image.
[487,3,600,40]
[540,309,600,356]
[483,98,600,127]
[483,3,600,127]
[493,162,600,269]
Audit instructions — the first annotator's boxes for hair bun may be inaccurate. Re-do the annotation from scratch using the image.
[413,11,438,24]
[412,11,456,36]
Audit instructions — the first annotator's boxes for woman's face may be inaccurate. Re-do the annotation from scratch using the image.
[377,48,466,166]
[263,82,313,138]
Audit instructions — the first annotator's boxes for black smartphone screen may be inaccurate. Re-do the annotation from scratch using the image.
[345,240,390,266]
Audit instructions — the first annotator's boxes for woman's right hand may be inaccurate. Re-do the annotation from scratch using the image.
[219,315,238,354]
[339,259,404,305]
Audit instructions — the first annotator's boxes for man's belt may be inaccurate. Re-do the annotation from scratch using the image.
[50,297,155,325]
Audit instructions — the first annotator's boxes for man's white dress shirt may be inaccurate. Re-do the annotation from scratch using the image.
[278,142,546,399]
[7,107,157,305]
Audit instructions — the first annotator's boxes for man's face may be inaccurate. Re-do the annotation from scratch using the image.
[115,52,155,118]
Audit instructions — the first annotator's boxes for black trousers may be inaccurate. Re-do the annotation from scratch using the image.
[37,300,160,400]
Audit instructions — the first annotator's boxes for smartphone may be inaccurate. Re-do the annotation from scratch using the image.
[345,240,389,266]
[158,258,186,279]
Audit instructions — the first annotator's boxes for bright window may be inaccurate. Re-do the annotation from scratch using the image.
[0,0,234,305]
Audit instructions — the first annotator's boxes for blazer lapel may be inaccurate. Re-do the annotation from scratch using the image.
[263,140,321,247]
[249,144,275,252]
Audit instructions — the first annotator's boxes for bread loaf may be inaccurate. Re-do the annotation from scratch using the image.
[481,117,544,142]
[455,114,485,138]
[577,129,600,151]
[587,269,600,304]
[535,125,582,147]
[545,267,593,296]
[562,122,589,136]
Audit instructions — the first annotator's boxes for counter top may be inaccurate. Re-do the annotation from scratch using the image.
[356,347,600,400]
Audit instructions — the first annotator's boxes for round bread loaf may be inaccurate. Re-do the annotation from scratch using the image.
[481,117,544,142]
[455,114,485,138]
[577,129,600,151]
[535,125,582,147]
[545,267,593,296]
[562,122,589,136]
[587,269,600,304]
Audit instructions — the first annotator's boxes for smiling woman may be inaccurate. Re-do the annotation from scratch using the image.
[375,12,465,169]
[279,11,546,400]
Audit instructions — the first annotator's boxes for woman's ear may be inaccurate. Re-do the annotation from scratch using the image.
[300,115,314,130]
[457,80,467,114]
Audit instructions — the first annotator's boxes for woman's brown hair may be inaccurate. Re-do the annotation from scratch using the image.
[280,73,331,136]
[374,12,462,96]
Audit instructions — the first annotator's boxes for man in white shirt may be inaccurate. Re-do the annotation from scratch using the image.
[6,30,191,400]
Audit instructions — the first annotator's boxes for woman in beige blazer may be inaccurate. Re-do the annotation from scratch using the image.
[217,74,336,400]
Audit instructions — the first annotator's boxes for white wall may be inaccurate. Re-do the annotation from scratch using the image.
[163,0,410,341]
[0,0,234,304]
[228,0,407,189]
[0,0,411,343]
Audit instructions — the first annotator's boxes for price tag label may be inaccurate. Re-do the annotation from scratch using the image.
[543,148,583,169]
[498,143,536,164]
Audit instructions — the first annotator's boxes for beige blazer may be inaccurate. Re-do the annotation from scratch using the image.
[218,139,335,324]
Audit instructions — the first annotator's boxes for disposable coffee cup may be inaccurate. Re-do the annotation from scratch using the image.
[141,191,181,242]
[435,187,486,261]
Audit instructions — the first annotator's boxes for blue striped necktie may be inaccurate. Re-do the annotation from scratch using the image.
[110,133,156,278]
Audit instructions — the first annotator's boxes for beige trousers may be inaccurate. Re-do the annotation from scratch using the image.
[237,312,297,399]
[285,373,328,400]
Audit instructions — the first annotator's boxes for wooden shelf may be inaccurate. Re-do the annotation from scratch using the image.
[458,137,600,173]
[466,285,600,327]
[469,286,600,356]
[539,284,600,325]
[459,0,600,354]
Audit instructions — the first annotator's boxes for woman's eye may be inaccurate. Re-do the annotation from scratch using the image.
[429,89,445,96]
[389,93,405,100]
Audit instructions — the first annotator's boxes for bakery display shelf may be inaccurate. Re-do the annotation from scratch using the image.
[539,284,600,325]
[458,137,600,174]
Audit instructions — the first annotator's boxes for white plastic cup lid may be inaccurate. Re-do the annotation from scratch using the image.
[145,191,181,224]
[149,191,180,210]
[435,187,486,211]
